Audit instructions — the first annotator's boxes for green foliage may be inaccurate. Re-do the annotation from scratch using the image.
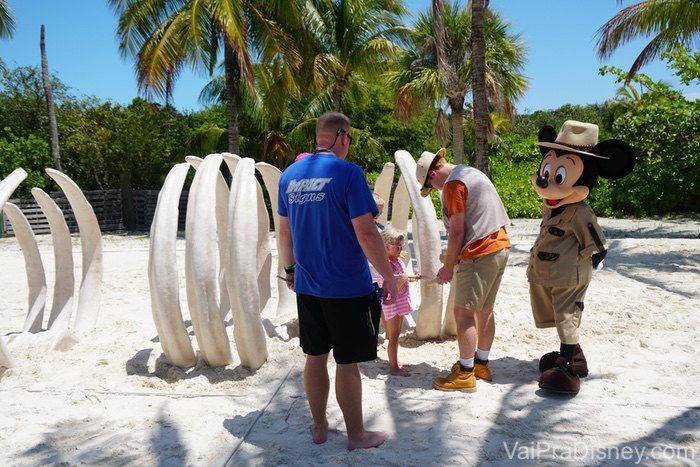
[514,103,615,137]
[489,134,542,218]
[0,65,69,139]
[347,83,440,173]
[600,57,700,215]
[0,129,52,198]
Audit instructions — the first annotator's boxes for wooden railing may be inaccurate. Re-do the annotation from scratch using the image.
[0,189,189,237]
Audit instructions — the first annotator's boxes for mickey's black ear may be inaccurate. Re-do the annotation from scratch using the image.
[593,140,636,179]
[538,125,557,156]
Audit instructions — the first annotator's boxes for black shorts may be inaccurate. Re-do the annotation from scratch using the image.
[296,292,381,364]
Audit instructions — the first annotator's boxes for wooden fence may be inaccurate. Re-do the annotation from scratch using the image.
[0,189,189,237]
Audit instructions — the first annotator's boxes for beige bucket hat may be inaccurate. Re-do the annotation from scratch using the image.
[415,148,446,197]
[538,120,609,159]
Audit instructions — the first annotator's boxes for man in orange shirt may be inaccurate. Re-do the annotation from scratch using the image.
[416,148,511,392]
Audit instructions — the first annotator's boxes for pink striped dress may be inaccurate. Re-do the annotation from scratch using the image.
[378,257,413,319]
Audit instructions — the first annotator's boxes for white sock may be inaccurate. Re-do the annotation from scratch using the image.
[459,357,474,370]
[475,349,490,362]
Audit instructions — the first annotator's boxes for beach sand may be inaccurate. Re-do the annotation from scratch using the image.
[0,216,698,466]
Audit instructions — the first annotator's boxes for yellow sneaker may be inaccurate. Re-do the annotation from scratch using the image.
[474,361,492,381]
[433,363,477,393]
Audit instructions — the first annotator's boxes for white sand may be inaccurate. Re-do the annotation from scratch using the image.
[0,217,698,466]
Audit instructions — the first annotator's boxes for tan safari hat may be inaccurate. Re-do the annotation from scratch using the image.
[538,120,608,159]
[416,148,446,197]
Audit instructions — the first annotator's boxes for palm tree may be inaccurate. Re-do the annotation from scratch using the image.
[40,24,62,172]
[596,0,700,83]
[305,0,410,112]
[470,0,489,175]
[0,0,15,40]
[388,1,527,165]
[108,0,302,156]
[194,59,302,167]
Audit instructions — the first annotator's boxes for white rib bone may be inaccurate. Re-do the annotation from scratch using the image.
[394,151,443,339]
[148,162,197,368]
[3,203,47,333]
[186,155,231,320]
[374,162,394,226]
[222,153,275,312]
[185,154,232,367]
[254,162,296,320]
[46,169,102,331]
[32,188,74,331]
[225,158,268,370]
[0,168,27,207]
[0,168,27,367]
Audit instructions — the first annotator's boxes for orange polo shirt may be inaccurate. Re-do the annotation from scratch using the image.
[444,180,510,260]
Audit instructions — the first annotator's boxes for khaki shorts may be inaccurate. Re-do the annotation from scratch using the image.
[454,248,509,311]
[529,282,588,344]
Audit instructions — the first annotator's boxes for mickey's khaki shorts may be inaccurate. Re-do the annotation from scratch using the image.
[529,282,589,344]
[454,248,509,311]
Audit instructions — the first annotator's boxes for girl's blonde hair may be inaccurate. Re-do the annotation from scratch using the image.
[380,224,405,245]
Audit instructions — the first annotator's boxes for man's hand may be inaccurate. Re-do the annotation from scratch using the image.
[382,277,398,305]
[436,265,453,285]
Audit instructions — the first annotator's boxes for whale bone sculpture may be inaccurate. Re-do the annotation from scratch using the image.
[254,162,296,321]
[394,150,444,339]
[148,162,197,368]
[184,153,233,367]
[225,158,269,370]
[2,203,47,333]
[373,162,394,226]
[0,169,28,368]
[31,188,74,331]
[46,169,102,332]
[185,155,232,321]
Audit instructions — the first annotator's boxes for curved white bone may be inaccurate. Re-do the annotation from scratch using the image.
[186,155,231,320]
[391,175,411,232]
[394,151,443,339]
[225,158,268,370]
[0,168,27,367]
[374,162,394,226]
[3,203,47,333]
[46,169,102,331]
[32,188,74,331]
[254,162,296,320]
[0,168,27,207]
[221,153,276,312]
[185,154,232,367]
[148,162,197,368]
[221,152,241,175]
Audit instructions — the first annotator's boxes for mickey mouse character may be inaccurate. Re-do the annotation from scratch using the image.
[528,120,635,394]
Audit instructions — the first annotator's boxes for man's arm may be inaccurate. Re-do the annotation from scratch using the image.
[278,215,296,289]
[437,211,465,284]
[351,213,398,304]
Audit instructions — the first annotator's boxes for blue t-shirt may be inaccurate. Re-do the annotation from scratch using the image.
[278,153,378,298]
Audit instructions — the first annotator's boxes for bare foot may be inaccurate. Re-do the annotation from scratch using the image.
[390,366,410,377]
[311,421,329,444]
[347,430,389,451]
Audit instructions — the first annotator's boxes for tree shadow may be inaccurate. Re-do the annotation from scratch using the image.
[604,240,700,298]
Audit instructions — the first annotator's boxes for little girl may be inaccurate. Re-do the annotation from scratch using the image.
[378,225,415,377]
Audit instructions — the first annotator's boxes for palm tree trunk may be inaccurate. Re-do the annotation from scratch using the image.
[332,85,343,112]
[470,0,490,177]
[224,42,240,156]
[40,25,62,172]
[449,96,465,165]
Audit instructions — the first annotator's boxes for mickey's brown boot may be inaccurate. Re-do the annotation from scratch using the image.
[539,357,581,394]
[539,344,588,377]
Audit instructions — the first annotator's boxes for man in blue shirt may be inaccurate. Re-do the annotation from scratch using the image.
[278,112,398,451]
